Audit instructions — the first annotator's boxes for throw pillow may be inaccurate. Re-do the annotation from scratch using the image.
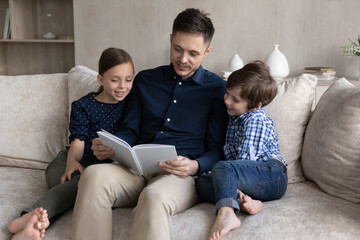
[301,78,360,203]
[67,65,99,141]
[264,74,317,183]
[68,65,99,111]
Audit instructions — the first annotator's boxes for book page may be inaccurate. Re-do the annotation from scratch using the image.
[97,131,142,174]
[98,129,131,148]
[133,144,178,174]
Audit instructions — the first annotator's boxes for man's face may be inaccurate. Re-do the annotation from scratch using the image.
[170,31,211,79]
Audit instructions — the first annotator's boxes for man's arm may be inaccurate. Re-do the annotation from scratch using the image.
[195,92,228,175]
[160,85,228,178]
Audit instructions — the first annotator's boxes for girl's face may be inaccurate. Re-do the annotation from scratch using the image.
[224,87,249,117]
[96,62,134,103]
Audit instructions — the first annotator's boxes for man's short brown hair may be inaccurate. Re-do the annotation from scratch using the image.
[172,8,214,45]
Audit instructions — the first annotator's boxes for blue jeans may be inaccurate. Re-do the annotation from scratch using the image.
[195,159,287,212]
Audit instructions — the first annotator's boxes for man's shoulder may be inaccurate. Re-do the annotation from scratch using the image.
[137,65,171,77]
[202,68,226,86]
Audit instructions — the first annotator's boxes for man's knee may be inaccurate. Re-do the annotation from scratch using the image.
[137,186,174,216]
[79,165,102,183]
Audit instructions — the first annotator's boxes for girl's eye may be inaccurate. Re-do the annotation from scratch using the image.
[126,79,132,82]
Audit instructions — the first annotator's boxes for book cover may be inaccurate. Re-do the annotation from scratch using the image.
[97,130,178,175]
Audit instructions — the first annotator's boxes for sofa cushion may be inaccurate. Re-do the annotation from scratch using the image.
[0,74,68,169]
[2,166,359,240]
[301,78,360,203]
[264,74,317,183]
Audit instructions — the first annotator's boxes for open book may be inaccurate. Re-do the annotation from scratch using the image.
[97,130,178,175]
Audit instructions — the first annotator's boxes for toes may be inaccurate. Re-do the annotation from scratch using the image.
[29,214,39,225]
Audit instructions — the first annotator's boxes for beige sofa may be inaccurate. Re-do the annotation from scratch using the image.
[1,66,359,240]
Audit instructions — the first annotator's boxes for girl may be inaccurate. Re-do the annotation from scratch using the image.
[8,48,135,240]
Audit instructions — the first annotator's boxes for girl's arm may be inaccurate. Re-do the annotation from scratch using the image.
[61,138,85,183]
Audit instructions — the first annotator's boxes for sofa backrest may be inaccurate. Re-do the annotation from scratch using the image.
[0,73,69,169]
[0,67,318,186]
[0,66,99,170]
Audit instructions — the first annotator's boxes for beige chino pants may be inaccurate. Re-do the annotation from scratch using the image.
[72,163,199,240]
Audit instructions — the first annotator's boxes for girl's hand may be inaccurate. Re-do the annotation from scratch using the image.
[61,159,84,183]
[92,138,114,160]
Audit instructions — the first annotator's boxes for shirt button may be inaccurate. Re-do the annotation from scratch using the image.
[167,118,171,122]
[179,82,182,85]
[173,100,177,103]
[160,131,164,134]
[173,76,176,79]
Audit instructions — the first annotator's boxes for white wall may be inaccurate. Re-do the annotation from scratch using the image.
[74,0,360,79]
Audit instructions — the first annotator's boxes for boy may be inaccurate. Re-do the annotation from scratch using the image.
[196,61,288,240]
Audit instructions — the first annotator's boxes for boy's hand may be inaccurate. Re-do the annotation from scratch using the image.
[61,159,83,183]
[159,155,199,178]
[92,138,114,160]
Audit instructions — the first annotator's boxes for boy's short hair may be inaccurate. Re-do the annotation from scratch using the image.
[172,8,214,45]
[226,61,278,109]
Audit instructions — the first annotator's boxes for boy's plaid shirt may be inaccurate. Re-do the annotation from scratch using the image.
[223,108,287,165]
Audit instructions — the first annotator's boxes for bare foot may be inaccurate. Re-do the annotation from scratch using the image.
[36,208,49,230]
[209,206,241,240]
[11,214,45,240]
[238,192,263,215]
[8,207,49,234]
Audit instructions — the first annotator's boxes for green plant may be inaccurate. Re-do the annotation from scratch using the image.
[342,35,360,57]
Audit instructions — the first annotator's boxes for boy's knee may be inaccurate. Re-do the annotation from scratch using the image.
[212,161,235,177]
[212,161,227,171]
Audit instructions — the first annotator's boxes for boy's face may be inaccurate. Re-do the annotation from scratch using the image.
[224,87,249,117]
[170,31,211,79]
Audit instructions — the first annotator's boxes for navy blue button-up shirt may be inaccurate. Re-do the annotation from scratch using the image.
[116,64,228,175]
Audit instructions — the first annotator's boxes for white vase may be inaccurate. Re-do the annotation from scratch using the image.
[265,44,289,80]
[228,54,244,72]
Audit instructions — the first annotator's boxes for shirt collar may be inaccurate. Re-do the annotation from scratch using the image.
[169,63,204,85]
[229,108,265,123]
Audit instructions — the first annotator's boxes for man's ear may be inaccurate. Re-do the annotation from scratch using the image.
[204,45,212,57]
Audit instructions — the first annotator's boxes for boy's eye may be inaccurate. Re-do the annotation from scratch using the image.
[111,79,117,82]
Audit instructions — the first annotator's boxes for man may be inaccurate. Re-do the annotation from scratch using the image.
[72,8,228,240]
